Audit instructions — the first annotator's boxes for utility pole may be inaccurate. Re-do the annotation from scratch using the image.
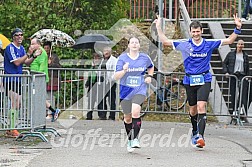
[157,0,163,87]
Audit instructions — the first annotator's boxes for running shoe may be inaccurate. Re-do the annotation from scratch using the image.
[46,114,52,120]
[196,134,205,148]
[241,18,247,22]
[5,130,20,138]
[53,109,61,121]
[131,138,141,148]
[191,134,199,145]
[127,140,135,152]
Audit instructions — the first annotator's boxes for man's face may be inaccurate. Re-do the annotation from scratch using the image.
[103,48,111,58]
[13,33,23,44]
[190,27,202,42]
[30,39,40,50]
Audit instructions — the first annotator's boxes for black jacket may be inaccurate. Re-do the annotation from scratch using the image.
[222,50,250,76]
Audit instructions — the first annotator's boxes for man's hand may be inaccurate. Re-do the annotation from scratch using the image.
[233,13,242,29]
[27,45,35,56]
[154,15,161,30]
[33,48,42,58]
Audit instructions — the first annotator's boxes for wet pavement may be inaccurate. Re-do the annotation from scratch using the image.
[0,119,252,167]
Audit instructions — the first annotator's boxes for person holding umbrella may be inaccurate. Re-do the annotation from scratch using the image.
[4,28,40,137]
[44,41,62,117]
[114,36,154,152]
[85,52,103,120]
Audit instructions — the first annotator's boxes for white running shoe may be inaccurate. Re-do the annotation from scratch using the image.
[241,18,247,22]
[248,14,252,21]
[131,138,141,148]
[127,140,135,152]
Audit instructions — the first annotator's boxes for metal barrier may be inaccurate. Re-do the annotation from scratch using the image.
[47,68,251,125]
[129,0,239,20]
[46,68,119,117]
[141,72,239,119]
[236,76,252,125]
[0,69,59,141]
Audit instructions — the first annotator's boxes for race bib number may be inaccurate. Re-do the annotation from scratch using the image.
[189,74,205,86]
[126,76,141,87]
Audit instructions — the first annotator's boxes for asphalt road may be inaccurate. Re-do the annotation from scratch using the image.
[1,119,252,167]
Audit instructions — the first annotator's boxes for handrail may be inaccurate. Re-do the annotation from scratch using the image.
[178,0,191,32]
[176,0,191,38]
[129,0,240,20]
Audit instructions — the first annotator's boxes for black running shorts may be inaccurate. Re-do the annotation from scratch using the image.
[184,82,211,106]
[3,81,22,96]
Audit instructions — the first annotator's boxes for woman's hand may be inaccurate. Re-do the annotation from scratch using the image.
[123,62,129,72]
[144,75,152,84]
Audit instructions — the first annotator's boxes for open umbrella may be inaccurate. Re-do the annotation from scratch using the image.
[72,34,111,49]
[0,34,11,49]
[30,29,75,48]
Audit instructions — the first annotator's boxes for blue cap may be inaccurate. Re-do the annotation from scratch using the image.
[11,28,23,37]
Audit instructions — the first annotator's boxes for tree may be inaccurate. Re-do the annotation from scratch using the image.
[0,0,129,52]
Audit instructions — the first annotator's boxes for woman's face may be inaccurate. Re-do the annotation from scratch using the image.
[236,40,244,51]
[44,45,50,55]
[128,37,140,52]
[93,54,101,65]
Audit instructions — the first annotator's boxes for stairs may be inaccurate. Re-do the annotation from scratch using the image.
[202,21,252,113]
[222,22,252,72]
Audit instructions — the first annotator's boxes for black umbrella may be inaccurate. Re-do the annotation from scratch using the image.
[72,34,111,49]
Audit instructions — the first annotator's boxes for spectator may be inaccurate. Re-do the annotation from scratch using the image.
[44,41,61,91]
[44,42,62,116]
[28,38,61,122]
[241,0,252,21]
[223,39,250,116]
[0,39,3,67]
[3,28,39,137]
[0,40,4,110]
[0,39,2,54]
[85,52,102,120]
[98,46,118,120]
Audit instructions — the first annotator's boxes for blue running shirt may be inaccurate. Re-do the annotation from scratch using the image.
[4,43,26,75]
[172,38,222,84]
[116,52,154,100]
[4,43,26,82]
